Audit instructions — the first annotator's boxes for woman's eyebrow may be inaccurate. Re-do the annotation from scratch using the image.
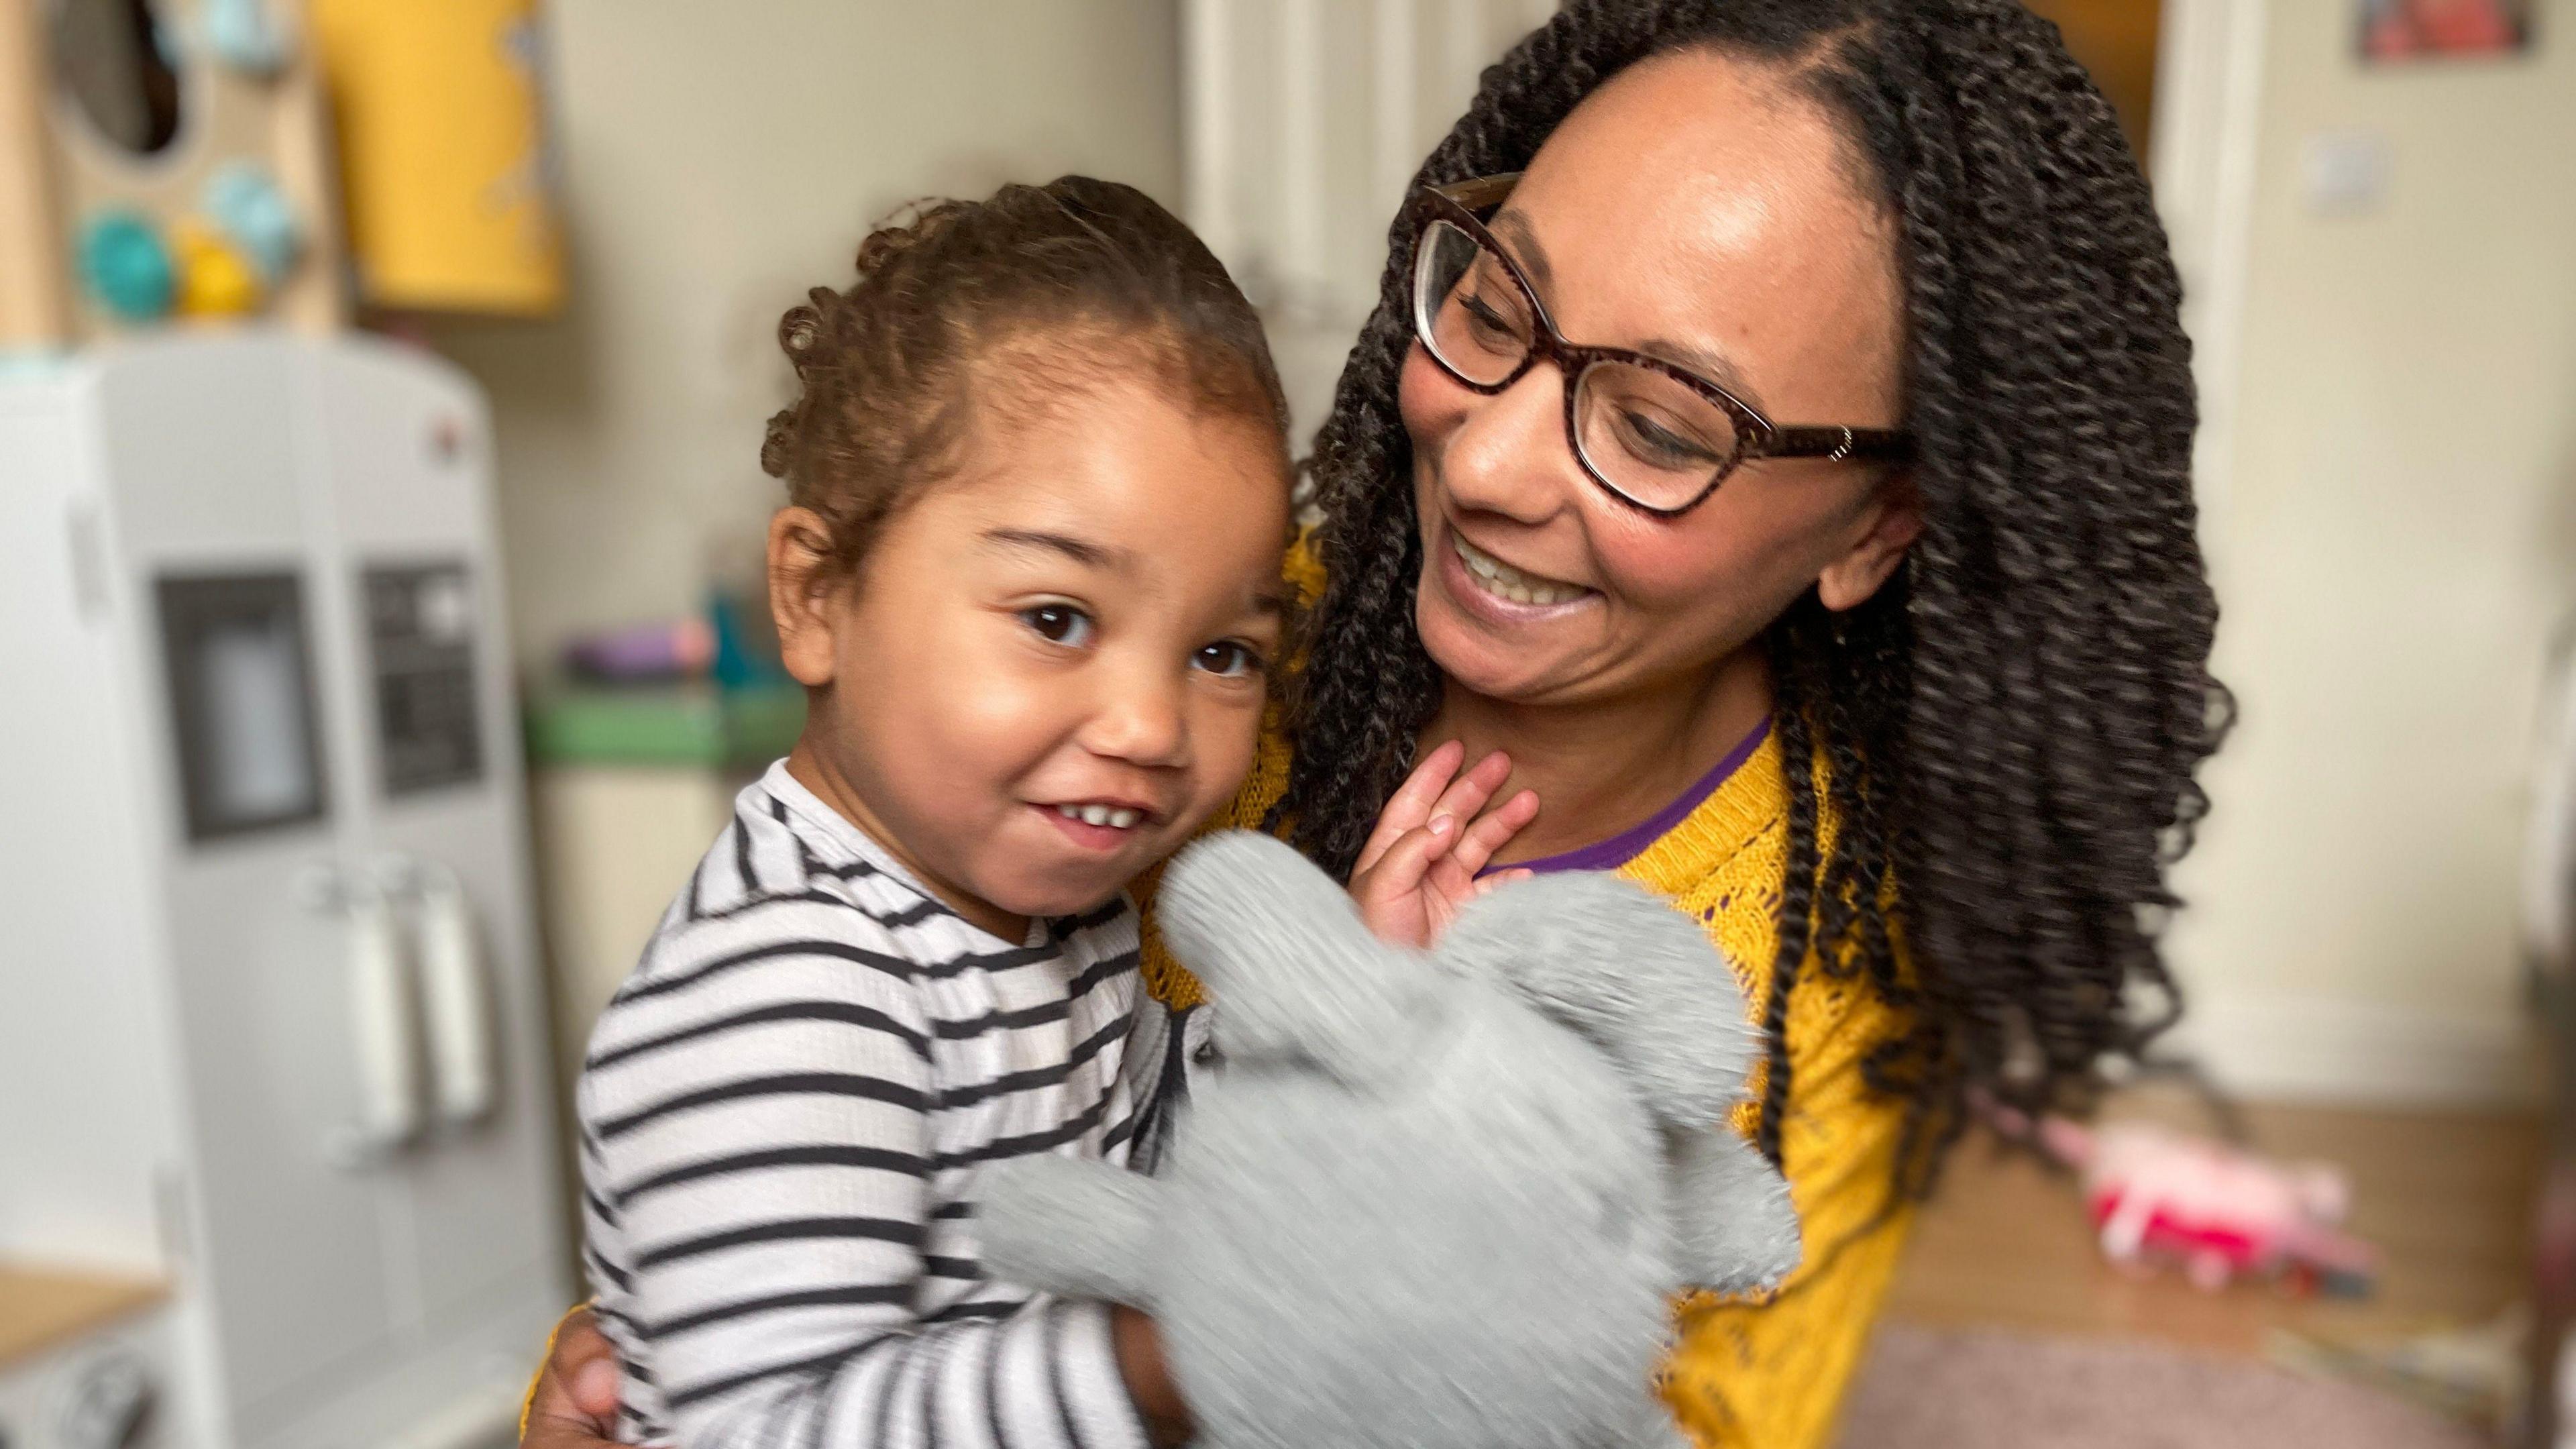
[1492,209,1766,409]
[1491,210,1555,291]
[981,527,1132,570]
[1640,336,1765,410]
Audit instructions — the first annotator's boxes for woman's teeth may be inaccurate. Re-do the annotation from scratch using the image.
[1452,533,1587,606]
[1055,804,1143,830]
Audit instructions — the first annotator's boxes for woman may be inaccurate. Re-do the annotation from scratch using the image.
[525,1,2224,1444]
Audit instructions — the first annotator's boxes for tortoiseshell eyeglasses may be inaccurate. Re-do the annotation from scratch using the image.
[1407,173,1913,518]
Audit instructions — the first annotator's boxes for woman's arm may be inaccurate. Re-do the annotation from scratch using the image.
[519,1306,1193,1449]
[1111,1306,1193,1447]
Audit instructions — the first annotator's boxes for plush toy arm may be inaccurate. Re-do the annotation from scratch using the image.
[1666,1127,1803,1296]
[1161,831,1445,1087]
[979,1155,1165,1306]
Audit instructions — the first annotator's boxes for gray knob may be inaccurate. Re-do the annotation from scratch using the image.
[56,1353,152,1449]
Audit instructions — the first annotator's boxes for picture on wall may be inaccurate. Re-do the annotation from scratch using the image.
[2360,0,2534,61]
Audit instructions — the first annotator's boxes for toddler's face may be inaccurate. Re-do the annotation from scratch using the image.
[776,372,1291,936]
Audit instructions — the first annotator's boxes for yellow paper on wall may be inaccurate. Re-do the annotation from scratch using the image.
[307,0,562,315]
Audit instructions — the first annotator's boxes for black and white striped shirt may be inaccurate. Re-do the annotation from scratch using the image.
[578,761,1149,1449]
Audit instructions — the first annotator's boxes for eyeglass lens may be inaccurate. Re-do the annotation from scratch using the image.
[1413,217,1743,512]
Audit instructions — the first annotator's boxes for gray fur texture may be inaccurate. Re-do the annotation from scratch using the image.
[979,831,1801,1449]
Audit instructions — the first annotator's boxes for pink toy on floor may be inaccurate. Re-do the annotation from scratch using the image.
[1988,1099,2379,1295]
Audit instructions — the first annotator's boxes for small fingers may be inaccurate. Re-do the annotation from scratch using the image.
[1366,817,1458,898]
[1446,787,1540,883]
[1351,817,1459,948]
[1424,750,1514,836]
[1356,739,1466,875]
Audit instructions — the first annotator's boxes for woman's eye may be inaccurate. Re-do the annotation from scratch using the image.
[1460,292,1523,347]
[1615,408,1724,471]
[1192,641,1263,679]
[1020,604,1095,647]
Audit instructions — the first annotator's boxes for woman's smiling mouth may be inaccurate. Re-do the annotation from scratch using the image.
[1448,528,1594,609]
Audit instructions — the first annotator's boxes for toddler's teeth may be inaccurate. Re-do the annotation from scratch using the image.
[1109,808,1140,829]
[1080,804,1110,826]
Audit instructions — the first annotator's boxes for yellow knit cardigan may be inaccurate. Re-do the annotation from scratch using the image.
[1134,566,1917,1449]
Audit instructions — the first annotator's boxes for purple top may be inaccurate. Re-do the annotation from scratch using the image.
[1483,717,1771,877]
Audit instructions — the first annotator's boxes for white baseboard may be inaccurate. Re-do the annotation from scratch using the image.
[2159,991,2545,1109]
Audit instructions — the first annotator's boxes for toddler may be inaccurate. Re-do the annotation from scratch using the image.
[577,176,1531,1449]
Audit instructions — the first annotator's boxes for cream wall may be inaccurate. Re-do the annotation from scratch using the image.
[416,2,1180,1083]
[2165,0,2576,1103]
[420,0,2576,1107]
[427,0,1183,663]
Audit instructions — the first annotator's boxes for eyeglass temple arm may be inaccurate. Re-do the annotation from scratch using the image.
[1768,425,1915,462]
[1430,173,1522,212]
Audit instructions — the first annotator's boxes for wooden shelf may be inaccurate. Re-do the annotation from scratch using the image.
[0,1262,166,1369]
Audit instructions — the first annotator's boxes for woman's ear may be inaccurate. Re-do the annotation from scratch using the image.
[767,506,845,688]
[1817,471,1924,612]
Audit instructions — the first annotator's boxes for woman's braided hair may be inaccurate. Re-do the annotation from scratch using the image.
[1275,0,2229,1193]
[761,175,1288,582]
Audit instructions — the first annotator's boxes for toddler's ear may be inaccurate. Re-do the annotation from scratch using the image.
[767,506,843,687]
[1439,871,1756,1130]
[1159,831,1442,1086]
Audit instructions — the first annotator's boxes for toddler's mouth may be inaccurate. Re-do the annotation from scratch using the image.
[1050,802,1148,830]
[1038,799,1160,853]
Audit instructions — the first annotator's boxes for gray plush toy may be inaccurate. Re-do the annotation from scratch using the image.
[979,830,1802,1449]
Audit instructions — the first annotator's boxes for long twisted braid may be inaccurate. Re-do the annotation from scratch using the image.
[1273,0,2228,1193]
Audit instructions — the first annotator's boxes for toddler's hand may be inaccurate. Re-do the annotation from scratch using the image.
[1348,740,1539,949]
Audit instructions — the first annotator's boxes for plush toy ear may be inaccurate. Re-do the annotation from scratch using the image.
[1436,871,1756,1130]
[1158,831,1444,1087]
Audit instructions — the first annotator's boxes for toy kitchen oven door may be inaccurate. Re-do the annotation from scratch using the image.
[0,333,570,1449]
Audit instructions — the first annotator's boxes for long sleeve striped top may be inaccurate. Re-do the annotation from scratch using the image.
[578,761,1150,1449]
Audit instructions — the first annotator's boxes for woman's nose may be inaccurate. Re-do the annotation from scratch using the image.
[1436,362,1582,525]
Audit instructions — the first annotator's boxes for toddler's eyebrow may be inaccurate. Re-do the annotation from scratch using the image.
[981,527,1131,570]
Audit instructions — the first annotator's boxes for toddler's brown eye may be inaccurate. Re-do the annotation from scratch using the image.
[1020,604,1094,647]
[1193,641,1261,678]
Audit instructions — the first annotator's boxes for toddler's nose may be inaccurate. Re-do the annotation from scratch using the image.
[1083,668,1188,769]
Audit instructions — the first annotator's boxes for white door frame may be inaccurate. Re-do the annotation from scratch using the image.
[2149,0,2270,525]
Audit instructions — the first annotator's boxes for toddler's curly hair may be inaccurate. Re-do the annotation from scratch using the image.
[761,175,1289,582]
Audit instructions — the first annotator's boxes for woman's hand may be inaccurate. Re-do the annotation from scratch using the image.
[1348,740,1539,949]
[519,1308,627,1449]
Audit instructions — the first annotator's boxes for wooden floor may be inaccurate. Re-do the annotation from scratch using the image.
[1881,1091,2544,1358]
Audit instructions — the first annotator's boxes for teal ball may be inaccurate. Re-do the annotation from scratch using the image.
[78,211,176,322]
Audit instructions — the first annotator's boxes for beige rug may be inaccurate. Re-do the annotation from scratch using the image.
[1833,1324,2487,1449]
